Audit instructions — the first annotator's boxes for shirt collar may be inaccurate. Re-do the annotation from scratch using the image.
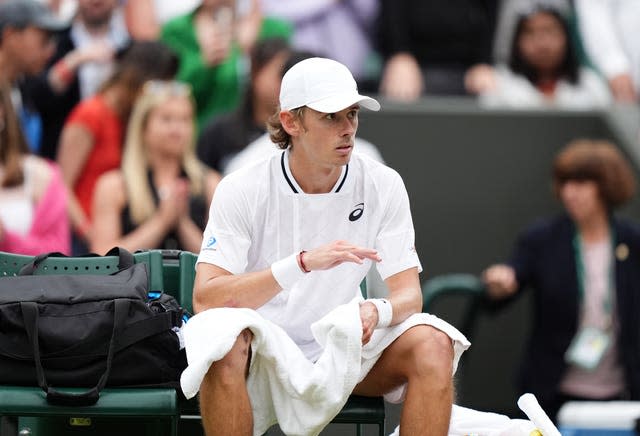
[280,149,349,194]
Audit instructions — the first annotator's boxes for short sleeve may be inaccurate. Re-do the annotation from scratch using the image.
[198,177,252,274]
[65,99,103,134]
[375,172,422,279]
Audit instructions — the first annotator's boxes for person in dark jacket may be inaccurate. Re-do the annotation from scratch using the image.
[483,139,640,422]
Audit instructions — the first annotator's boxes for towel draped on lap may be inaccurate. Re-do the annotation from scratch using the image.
[180,300,470,436]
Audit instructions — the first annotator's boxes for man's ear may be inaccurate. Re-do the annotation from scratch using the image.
[280,110,301,137]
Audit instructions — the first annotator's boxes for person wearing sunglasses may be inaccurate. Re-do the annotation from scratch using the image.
[90,80,220,255]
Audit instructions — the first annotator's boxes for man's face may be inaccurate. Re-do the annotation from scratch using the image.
[77,0,117,27]
[289,105,360,169]
[3,26,56,76]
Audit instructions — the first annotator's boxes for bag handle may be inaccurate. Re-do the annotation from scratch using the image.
[19,247,135,276]
[20,299,130,407]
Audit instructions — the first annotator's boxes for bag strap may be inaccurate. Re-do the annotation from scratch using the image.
[19,247,135,276]
[114,311,179,352]
[20,299,130,407]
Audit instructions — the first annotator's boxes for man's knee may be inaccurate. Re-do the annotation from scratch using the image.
[204,329,252,386]
[406,326,454,382]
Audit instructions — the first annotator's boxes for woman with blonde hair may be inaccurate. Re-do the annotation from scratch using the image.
[0,83,70,255]
[90,80,220,255]
[483,139,640,421]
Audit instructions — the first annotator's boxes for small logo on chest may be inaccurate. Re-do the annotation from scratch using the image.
[349,203,364,222]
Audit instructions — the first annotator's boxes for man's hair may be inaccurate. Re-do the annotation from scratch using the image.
[552,139,636,209]
[266,50,317,149]
[267,106,305,150]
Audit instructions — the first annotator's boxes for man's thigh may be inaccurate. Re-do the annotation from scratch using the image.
[352,324,451,397]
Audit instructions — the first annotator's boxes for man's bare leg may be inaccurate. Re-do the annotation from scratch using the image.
[353,325,454,436]
[199,329,253,436]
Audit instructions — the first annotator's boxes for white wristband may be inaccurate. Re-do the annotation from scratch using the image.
[367,298,393,328]
[271,253,305,290]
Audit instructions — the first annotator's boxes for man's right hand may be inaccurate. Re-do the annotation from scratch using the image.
[359,301,378,345]
[301,240,381,272]
[482,264,518,300]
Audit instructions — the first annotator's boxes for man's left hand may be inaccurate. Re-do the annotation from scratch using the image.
[359,301,378,345]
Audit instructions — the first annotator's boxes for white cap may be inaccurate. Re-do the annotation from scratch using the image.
[279,57,380,113]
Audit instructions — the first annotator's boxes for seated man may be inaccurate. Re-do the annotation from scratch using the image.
[190,57,469,436]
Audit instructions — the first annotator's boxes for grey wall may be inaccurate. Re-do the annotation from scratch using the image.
[357,99,640,417]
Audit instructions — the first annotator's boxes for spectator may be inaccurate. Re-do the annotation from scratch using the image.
[483,139,640,421]
[0,0,67,152]
[378,0,498,100]
[56,41,178,254]
[26,0,130,160]
[196,37,290,173]
[492,0,572,65]
[465,3,610,108]
[123,0,199,40]
[160,0,291,131]
[90,80,219,255]
[43,0,78,22]
[259,0,380,91]
[0,82,70,255]
[574,0,640,103]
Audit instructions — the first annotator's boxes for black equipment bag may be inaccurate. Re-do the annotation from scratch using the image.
[0,248,187,406]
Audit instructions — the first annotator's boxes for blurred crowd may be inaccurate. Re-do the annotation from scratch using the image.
[1,0,639,258]
[1,0,640,427]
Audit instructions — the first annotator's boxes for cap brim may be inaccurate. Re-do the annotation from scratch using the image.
[34,15,68,31]
[307,93,380,113]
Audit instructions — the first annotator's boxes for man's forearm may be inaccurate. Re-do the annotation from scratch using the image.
[193,265,282,313]
[383,267,423,325]
[386,288,422,325]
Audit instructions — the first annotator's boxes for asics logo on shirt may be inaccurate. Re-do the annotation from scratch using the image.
[349,203,364,222]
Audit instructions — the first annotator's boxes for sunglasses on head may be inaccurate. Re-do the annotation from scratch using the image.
[143,80,191,97]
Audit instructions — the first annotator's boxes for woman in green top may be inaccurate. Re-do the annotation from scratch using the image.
[160,0,291,131]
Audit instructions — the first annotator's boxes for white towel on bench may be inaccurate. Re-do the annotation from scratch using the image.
[180,300,470,436]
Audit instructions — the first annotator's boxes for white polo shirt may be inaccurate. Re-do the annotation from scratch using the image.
[199,149,422,359]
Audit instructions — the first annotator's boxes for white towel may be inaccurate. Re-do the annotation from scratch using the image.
[388,405,538,436]
[388,393,560,436]
[180,301,470,436]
